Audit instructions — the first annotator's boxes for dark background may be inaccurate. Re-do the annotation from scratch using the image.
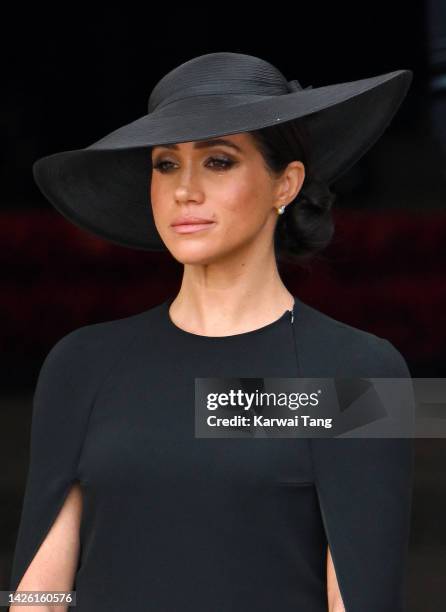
[1,4,445,610]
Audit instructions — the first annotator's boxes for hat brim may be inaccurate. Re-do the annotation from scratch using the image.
[33,69,412,251]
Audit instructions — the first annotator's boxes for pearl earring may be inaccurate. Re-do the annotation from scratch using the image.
[277,205,286,215]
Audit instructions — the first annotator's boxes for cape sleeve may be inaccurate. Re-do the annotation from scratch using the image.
[9,328,95,593]
[310,338,414,612]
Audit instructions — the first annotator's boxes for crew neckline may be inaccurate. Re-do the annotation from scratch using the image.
[161,295,296,340]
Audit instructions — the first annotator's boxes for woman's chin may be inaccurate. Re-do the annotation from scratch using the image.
[164,239,214,262]
[167,239,236,266]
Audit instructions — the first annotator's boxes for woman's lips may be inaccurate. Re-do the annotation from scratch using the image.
[171,222,216,234]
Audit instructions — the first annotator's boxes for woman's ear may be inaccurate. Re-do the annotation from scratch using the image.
[275,161,305,206]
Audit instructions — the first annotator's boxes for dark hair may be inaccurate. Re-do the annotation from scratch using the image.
[249,118,337,267]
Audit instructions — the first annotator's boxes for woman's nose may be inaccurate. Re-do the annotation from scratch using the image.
[175,165,204,202]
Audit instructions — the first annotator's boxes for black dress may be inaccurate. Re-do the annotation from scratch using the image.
[9,295,414,611]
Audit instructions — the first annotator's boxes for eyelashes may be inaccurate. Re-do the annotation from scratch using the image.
[152,157,236,173]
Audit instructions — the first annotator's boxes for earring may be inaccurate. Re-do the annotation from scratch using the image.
[277,204,286,215]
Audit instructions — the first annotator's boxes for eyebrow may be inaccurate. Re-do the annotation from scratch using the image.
[152,138,243,153]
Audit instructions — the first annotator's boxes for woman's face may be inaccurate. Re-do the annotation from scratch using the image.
[150,132,303,264]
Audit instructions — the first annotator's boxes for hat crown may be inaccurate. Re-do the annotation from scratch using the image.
[147,52,293,113]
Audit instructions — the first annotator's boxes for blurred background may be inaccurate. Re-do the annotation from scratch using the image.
[1,3,445,610]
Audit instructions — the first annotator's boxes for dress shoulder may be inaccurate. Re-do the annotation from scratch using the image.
[9,309,151,593]
[294,297,414,610]
[293,296,412,378]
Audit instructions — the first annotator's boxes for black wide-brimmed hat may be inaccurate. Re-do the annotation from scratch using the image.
[32,51,413,251]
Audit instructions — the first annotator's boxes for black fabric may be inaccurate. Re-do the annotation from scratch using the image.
[10,295,414,611]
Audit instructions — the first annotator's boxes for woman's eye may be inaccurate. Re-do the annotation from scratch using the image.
[206,157,234,170]
[153,157,234,173]
[153,160,174,172]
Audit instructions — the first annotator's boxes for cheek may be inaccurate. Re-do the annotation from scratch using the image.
[217,179,266,226]
[150,175,161,209]
[210,189,270,255]
[149,175,170,224]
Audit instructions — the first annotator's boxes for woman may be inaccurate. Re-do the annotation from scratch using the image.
[9,52,414,611]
